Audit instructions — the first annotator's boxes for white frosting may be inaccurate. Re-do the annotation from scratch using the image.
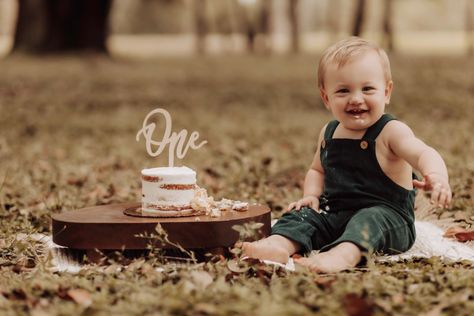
[141,166,196,213]
[141,166,196,184]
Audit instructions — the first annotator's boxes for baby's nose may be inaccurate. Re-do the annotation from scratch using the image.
[348,92,363,104]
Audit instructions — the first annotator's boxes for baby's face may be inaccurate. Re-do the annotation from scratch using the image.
[320,51,392,133]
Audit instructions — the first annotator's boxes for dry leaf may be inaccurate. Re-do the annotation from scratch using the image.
[314,275,336,289]
[194,302,218,314]
[443,226,474,241]
[66,176,87,187]
[30,309,51,316]
[453,231,474,242]
[391,294,404,305]
[454,211,469,222]
[67,289,92,307]
[443,226,468,238]
[343,293,374,316]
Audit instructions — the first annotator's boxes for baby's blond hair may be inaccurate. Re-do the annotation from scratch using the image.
[317,37,392,89]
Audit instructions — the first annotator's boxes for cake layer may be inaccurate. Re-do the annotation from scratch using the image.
[142,202,193,211]
[141,187,195,207]
[141,166,197,216]
[142,186,194,206]
[141,166,196,184]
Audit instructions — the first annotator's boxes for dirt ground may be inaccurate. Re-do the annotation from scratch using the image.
[0,54,473,315]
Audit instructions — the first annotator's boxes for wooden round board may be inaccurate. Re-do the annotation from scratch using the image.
[52,202,271,250]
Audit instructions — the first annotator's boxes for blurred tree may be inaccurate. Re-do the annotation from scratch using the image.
[382,0,394,52]
[114,0,186,34]
[13,0,111,54]
[467,0,473,55]
[352,0,366,37]
[193,0,207,54]
[288,0,299,53]
[237,0,272,53]
[326,0,341,40]
[259,0,271,53]
[215,0,238,35]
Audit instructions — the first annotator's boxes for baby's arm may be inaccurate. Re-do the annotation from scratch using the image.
[287,126,325,211]
[386,121,452,208]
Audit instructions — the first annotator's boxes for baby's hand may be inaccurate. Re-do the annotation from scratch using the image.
[287,196,319,212]
[413,173,452,208]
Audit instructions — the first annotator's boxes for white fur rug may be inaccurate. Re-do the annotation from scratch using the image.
[379,221,474,262]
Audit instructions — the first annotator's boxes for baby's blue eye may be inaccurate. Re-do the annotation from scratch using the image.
[363,86,375,91]
[336,89,349,93]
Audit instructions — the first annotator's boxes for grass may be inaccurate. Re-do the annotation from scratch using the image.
[0,53,473,315]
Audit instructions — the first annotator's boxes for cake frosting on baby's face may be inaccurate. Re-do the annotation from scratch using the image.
[141,166,197,215]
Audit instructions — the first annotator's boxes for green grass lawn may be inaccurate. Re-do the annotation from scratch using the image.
[0,54,473,315]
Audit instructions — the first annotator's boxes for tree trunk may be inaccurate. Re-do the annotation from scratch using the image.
[13,0,112,54]
[467,0,473,56]
[352,0,366,37]
[237,0,272,54]
[288,0,299,53]
[193,0,207,55]
[258,0,272,53]
[245,21,256,53]
[327,0,341,39]
[382,0,394,52]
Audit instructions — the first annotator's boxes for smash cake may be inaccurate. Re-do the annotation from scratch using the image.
[141,166,248,217]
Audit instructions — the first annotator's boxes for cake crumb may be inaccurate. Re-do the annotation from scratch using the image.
[232,202,249,212]
[216,199,233,212]
[190,188,249,217]
[210,208,221,217]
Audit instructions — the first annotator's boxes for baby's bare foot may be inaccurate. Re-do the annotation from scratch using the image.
[295,242,362,273]
[295,252,348,273]
[241,239,290,264]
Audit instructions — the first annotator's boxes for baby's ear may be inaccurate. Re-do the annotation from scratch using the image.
[385,81,394,104]
[320,88,330,109]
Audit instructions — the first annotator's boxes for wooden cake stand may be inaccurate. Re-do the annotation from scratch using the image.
[52,202,271,262]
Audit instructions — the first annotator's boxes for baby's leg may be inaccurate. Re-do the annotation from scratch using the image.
[295,242,362,273]
[241,235,300,263]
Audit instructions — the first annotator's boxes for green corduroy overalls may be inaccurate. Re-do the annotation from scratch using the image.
[272,114,416,255]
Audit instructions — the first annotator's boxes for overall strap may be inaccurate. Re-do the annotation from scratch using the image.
[362,113,396,140]
[324,120,340,139]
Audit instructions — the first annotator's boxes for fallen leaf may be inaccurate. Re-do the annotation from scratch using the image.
[67,176,87,187]
[67,289,92,307]
[342,293,374,316]
[454,211,469,222]
[30,309,50,316]
[9,288,27,300]
[391,294,404,305]
[194,302,218,314]
[453,231,474,242]
[444,226,466,238]
[443,226,474,241]
[314,275,336,289]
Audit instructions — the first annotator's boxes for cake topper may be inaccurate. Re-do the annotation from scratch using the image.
[136,108,207,167]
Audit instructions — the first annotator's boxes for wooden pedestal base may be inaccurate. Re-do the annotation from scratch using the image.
[52,202,271,262]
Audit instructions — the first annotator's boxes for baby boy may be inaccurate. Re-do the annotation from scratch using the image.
[242,37,452,273]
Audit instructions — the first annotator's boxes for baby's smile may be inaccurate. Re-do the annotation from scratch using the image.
[345,108,369,117]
